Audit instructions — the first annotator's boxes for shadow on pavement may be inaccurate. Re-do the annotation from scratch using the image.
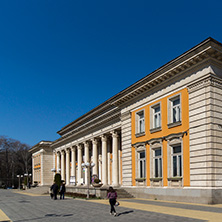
[117,210,134,216]
[13,213,73,221]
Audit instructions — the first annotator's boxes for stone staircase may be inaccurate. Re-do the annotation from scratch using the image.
[116,188,134,198]
[19,186,134,198]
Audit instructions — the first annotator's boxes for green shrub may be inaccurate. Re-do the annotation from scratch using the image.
[94,178,101,184]
[24,177,28,186]
[54,173,61,191]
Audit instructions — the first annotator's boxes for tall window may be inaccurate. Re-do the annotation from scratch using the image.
[138,151,146,178]
[172,145,182,177]
[172,97,181,123]
[153,105,161,128]
[154,148,162,178]
[137,111,145,134]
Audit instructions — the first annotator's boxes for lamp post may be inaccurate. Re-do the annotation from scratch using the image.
[29,174,32,187]
[81,162,95,199]
[24,173,28,189]
[17,175,23,190]
[24,173,32,189]
[51,168,56,172]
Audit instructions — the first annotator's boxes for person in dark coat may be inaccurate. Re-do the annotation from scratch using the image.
[59,182,66,199]
[51,182,58,200]
[49,186,54,199]
[107,186,118,216]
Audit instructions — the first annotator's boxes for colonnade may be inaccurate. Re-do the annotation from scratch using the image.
[55,131,121,187]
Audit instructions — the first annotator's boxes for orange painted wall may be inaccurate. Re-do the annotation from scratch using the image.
[131,88,190,187]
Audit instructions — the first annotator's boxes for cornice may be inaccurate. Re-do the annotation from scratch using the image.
[188,75,222,93]
[110,39,222,106]
[51,111,121,148]
[29,141,52,154]
[58,104,118,136]
[52,38,222,149]
[120,111,131,121]
[132,131,188,147]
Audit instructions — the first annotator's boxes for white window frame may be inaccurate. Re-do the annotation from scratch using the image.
[135,109,145,136]
[150,103,161,132]
[134,144,146,180]
[166,133,183,178]
[148,139,163,186]
[171,145,182,177]
[168,94,181,128]
[153,148,162,178]
[138,150,146,178]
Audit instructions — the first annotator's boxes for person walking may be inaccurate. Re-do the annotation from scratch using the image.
[51,182,58,200]
[59,182,66,200]
[49,186,53,199]
[107,186,118,216]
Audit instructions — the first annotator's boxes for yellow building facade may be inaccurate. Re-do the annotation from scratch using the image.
[131,88,190,187]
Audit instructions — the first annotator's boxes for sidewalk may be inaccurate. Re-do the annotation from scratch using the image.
[1,189,222,222]
[87,198,222,222]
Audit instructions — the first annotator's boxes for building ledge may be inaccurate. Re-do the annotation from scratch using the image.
[167,121,182,129]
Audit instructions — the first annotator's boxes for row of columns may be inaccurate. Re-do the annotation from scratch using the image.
[56,131,120,187]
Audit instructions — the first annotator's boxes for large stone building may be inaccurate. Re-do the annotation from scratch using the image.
[29,37,222,204]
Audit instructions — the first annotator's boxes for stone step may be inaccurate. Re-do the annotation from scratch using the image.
[116,188,134,198]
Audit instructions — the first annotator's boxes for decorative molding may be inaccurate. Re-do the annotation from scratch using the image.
[165,132,184,141]
[120,111,131,121]
[135,132,145,138]
[150,127,162,134]
[111,42,222,106]
[101,135,108,142]
[132,131,187,147]
[65,148,70,153]
[150,177,163,181]
[147,138,162,146]
[188,75,222,93]
[111,131,119,138]
[133,142,146,148]
[210,76,222,89]
[167,121,182,129]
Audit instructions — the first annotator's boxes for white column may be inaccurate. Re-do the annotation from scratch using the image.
[107,139,111,185]
[118,136,121,185]
[112,131,119,186]
[71,147,76,180]
[57,151,60,173]
[98,144,102,181]
[77,144,82,185]
[66,149,70,185]
[101,135,107,185]
[52,151,56,179]
[92,139,98,176]
[84,141,90,185]
[61,150,65,181]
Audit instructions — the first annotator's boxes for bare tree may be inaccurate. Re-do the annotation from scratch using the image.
[0,136,31,188]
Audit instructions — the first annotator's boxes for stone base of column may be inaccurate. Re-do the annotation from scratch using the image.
[111,184,120,188]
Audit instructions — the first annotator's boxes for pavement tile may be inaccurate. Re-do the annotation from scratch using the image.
[0,190,218,222]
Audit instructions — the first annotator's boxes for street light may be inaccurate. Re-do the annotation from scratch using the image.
[24,173,31,189]
[81,162,95,199]
[17,175,23,190]
[29,174,32,186]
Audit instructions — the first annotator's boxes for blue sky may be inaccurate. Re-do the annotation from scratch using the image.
[0,0,222,146]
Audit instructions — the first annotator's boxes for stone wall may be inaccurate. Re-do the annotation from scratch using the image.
[42,150,54,185]
[121,111,132,186]
[188,75,222,187]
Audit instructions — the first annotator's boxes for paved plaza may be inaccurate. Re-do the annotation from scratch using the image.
[0,189,222,222]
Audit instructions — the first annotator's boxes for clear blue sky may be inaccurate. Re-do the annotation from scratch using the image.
[0,0,221,146]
